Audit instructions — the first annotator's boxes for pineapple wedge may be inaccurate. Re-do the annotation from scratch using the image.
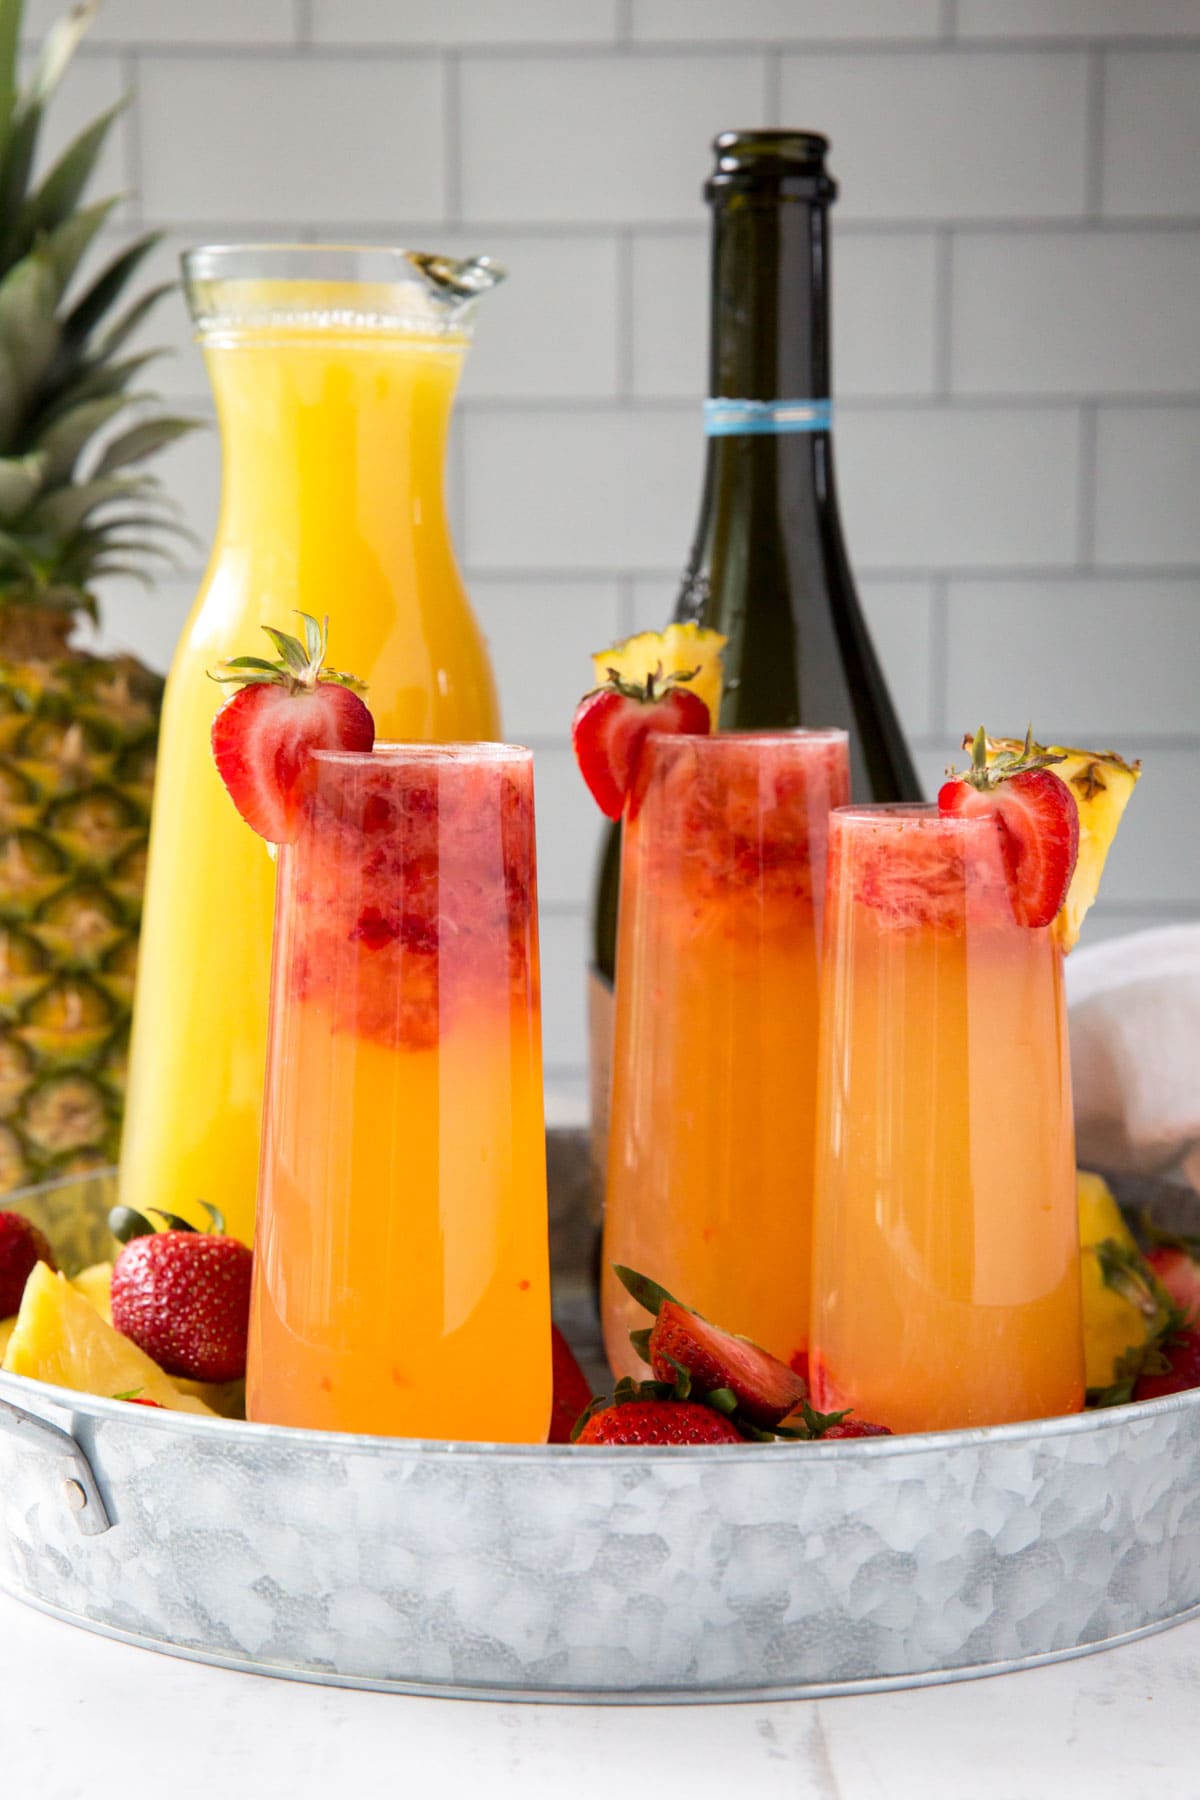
[0,1315,13,1361]
[980,735,1140,950]
[592,622,727,728]
[71,1260,114,1324]
[65,1257,244,1418]
[2,1262,213,1415]
[1077,1170,1151,1389]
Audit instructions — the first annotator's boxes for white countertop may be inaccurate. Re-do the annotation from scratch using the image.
[6,1587,1198,1799]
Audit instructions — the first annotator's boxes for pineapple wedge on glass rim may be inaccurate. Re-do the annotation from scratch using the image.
[0,0,198,1190]
[591,621,727,728]
[975,733,1141,951]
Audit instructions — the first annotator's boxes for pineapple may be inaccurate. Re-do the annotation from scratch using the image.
[2,1259,213,1414]
[591,622,727,729]
[0,0,195,1189]
[978,733,1141,951]
[1076,1170,1151,1390]
[63,1253,245,1415]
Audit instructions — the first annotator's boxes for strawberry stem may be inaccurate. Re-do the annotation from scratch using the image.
[613,1264,683,1318]
[946,724,1068,792]
[208,612,369,698]
[107,1204,157,1244]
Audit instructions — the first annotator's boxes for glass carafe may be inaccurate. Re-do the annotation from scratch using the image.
[121,246,502,1246]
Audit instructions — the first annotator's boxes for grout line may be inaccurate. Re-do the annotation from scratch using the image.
[615,230,635,400]
[54,36,1200,59]
[1091,901,1200,919]
[453,392,1200,413]
[933,228,955,399]
[765,46,782,125]
[293,0,313,49]
[121,51,142,224]
[133,214,1200,240]
[452,393,1200,416]
[1076,403,1099,569]
[464,563,1200,586]
[928,575,949,736]
[1084,47,1106,219]
[444,52,462,226]
[617,574,636,636]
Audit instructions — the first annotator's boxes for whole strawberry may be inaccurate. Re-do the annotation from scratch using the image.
[815,1420,893,1440]
[0,1210,56,1316]
[109,1205,252,1383]
[549,1323,595,1445]
[1133,1326,1200,1403]
[576,1399,744,1446]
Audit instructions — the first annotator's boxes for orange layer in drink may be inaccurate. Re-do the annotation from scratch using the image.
[602,731,848,1380]
[248,746,550,1442]
[810,805,1083,1433]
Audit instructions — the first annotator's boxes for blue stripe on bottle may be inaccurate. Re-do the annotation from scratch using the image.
[704,398,833,436]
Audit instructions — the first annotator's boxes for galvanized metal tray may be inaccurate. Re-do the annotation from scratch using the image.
[1,1140,1199,1705]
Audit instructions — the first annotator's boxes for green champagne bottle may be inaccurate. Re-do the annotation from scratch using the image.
[588,131,921,1171]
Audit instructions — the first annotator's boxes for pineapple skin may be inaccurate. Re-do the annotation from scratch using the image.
[0,646,161,1190]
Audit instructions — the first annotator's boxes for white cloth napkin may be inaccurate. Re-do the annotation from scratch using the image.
[1067,924,1200,1190]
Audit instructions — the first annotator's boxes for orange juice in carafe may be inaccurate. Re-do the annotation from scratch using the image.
[121,248,502,1246]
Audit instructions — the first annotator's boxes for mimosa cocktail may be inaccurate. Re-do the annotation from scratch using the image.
[122,248,501,1244]
[602,730,848,1381]
[249,744,550,1442]
[809,804,1083,1433]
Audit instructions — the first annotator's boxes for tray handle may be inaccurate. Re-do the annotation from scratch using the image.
[0,1394,112,1536]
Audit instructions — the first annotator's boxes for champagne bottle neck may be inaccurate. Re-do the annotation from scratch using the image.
[708,192,831,404]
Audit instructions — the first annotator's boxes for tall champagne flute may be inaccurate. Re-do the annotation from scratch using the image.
[249,743,550,1442]
[602,730,848,1379]
[810,804,1083,1433]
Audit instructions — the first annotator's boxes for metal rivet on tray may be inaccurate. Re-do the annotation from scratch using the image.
[62,1479,87,1513]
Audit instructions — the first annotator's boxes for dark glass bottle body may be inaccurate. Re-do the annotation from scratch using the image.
[588,131,921,1163]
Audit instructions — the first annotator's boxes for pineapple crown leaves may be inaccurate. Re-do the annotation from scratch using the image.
[946,724,1068,793]
[0,0,202,619]
[1088,1237,1191,1409]
[208,612,369,698]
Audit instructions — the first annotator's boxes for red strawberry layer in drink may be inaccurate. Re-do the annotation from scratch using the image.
[831,801,1014,935]
[626,730,850,939]
[280,745,536,1050]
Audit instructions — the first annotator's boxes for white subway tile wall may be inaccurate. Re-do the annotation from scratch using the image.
[40,2,1198,1083]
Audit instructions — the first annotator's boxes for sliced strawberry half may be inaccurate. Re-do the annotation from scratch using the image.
[648,1298,808,1427]
[210,612,375,844]
[938,726,1079,929]
[571,665,711,820]
[616,1267,807,1428]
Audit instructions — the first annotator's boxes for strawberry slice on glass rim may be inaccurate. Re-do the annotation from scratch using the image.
[571,664,712,820]
[209,612,375,844]
[938,726,1080,930]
